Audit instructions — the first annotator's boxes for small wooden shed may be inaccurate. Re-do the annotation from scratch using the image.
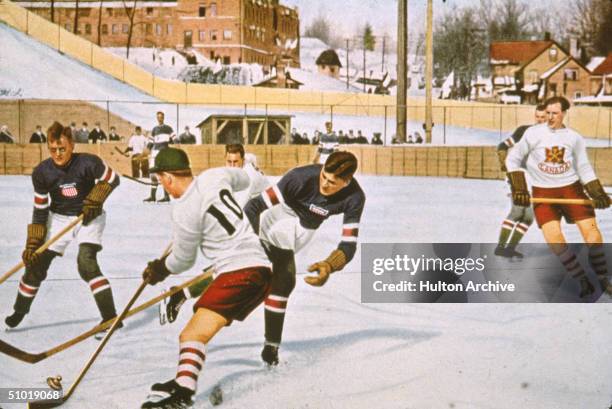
[196,114,292,145]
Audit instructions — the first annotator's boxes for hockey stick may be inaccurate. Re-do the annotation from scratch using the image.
[120,173,158,186]
[0,215,84,286]
[27,245,177,408]
[0,268,213,364]
[113,146,129,158]
[530,198,596,206]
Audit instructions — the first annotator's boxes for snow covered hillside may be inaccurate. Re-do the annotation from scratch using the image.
[0,175,611,409]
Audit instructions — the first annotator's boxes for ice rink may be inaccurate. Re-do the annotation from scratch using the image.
[1,174,611,409]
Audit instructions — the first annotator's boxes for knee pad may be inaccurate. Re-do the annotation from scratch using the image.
[23,250,58,284]
[521,207,535,226]
[270,247,296,297]
[77,243,102,281]
[507,205,525,222]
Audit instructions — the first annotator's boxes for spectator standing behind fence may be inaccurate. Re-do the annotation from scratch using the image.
[0,125,15,143]
[371,133,383,145]
[177,126,196,144]
[30,125,46,143]
[108,126,122,142]
[312,131,320,145]
[356,130,368,144]
[124,126,149,178]
[414,132,424,144]
[75,122,89,144]
[313,121,339,164]
[89,122,107,144]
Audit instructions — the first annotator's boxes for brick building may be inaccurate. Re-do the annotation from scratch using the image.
[16,0,300,66]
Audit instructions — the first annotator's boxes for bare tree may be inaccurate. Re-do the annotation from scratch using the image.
[568,0,612,57]
[123,0,138,59]
[304,15,334,46]
[479,0,532,41]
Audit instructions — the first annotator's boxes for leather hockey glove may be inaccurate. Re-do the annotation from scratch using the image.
[496,150,508,172]
[305,249,347,287]
[22,223,47,267]
[584,179,611,209]
[143,256,171,285]
[507,171,530,207]
[82,181,113,225]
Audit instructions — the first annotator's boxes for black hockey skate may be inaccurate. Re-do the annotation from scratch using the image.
[158,193,171,203]
[261,343,279,366]
[160,288,187,325]
[504,247,524,259]
[578,276,595,298]
[94,318,124,341]
[5,311,25,329]
[142,382,194,409]
[494,245,506,257]
[143,195,156,203]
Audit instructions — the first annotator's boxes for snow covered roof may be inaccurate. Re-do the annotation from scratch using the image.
[17,0,176,7]
[522,83,539,93]
[540,57,571,79]
[587,56,606,72]
[493,76,515,85]
[573,94,612,105]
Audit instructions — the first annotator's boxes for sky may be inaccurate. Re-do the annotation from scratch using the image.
[283,0,561,42]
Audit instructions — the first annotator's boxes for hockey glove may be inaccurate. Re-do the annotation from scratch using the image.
[143,256,171,285]
[305,249,347,287]
[496,150,508,172]
[82,181,113,225]
[507,171,530,207]
[584,179,611,209]
[22,223,47,267]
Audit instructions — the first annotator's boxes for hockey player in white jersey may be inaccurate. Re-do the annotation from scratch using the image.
[505,96,611,297]
[140,148,272,409]
[159,144,270,325]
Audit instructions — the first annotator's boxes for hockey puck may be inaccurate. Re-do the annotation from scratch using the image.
[209,385,223,406]
[46,375,63,391]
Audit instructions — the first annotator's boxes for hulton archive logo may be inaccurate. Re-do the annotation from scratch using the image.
[309,204,329,216]
[60,183,78,198]
[538,146,571,175]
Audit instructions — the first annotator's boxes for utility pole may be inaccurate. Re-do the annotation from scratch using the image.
[363,40,366,93]
[382,35,386,72]
[346,38,350,90]
[397,0,408,143]
[425,0,433,143]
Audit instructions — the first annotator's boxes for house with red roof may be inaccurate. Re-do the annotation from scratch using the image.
[590,52,612,95]
[489,39,596,104]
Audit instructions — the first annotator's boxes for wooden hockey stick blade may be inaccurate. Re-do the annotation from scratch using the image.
[0,269,213,364]
[530,198,594,205]
[28,399,64,408]
[120,173,157,186]
[0,215,84,286]
[113,146,129,157]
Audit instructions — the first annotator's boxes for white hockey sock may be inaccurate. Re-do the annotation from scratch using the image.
[175,341,206,392]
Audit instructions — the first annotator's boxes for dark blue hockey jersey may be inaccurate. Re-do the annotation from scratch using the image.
[31,153,120,224]
[245,164,365,262]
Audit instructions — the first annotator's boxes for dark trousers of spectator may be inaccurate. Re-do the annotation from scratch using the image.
[131,155,149,178]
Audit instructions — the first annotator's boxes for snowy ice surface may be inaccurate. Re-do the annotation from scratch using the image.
[0,175,611,409]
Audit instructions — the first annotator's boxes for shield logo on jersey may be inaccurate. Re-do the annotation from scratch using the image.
[60,183,78,198]
[545,146,565,164]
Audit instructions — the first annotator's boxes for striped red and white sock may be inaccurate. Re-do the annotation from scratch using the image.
[559,247,586,278]
[588,245,607,277]
[18,279,39,299]
[175,341,206,392]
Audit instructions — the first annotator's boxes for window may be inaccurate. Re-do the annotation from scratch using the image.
[101,24,108,34]
[155,24,162,35]
[223,56,230,64]
[563,68,578,81]
[549,47,558,62]
[122,24,129,33]
[211,30,217,40]
[146,7,153,15]
[199,4,206,17]
[574,91,582,99]
[549,83,557,95]
[112,24,119,34]
[85,23,91,34]
[528,69,538,83]
[223,29,232,40]
[78,8,90,17]
[167,24,173,34]
[199,30,206,41]
[106,8,112,16]
[210,3,217,16]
